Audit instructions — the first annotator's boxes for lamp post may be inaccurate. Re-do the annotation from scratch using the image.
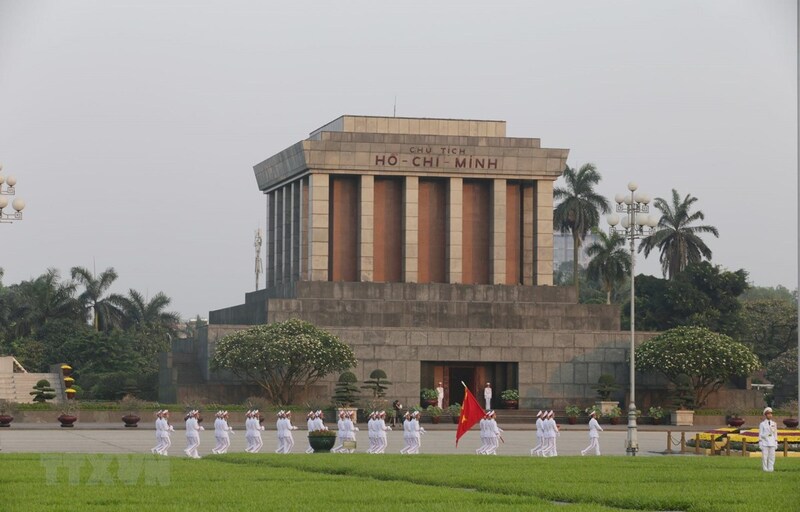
[606,181,658,456]
[0,164,26,223]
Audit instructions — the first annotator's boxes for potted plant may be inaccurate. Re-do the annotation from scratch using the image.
[725,405,745,428]
[602,405,622,425]
[592,375,620,414]
[0,399,14,427]
[420,388,438,407]
[500,389,519,409]
[783,417,799,429]
[58,400,79,428]
[120,394,144,428]
[667,374,695,426]
[361,369,392,398]
[332,371,361,418]
[30,379,56,403]
[447,403,461,424]
[426,405,443,424]
[565,405,582,425]
[308,429,337,452]
[648,406,665,425]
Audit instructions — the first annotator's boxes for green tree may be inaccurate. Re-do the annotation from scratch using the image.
[30,379,56,402]
[739,299,798,363]
[765,347,798,407]
[107,289,180,333]
[0,269,82,340]
[333,371,361,407]
[210,319,358,405]
[70,266,121,331]
[740,285,797,304]
[362,369,392,398]
[585,230,631,304]
[553,163,611,297]
[625,262,748,337]
[638,189,719,280]
[635,326,760,408]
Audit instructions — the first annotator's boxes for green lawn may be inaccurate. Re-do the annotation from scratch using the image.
[3,453,798,511]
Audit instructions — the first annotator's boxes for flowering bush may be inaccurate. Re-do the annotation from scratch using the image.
[210,319,357,405]
[635,326,760,409]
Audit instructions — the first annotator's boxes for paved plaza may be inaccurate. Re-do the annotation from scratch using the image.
[0,424,701,457]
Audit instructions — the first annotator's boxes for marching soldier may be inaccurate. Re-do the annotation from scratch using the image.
[531,410,544,456]
[400,411,413,454]
[184,410,204,459]
[581,410,603,456]
[376,411,391,454]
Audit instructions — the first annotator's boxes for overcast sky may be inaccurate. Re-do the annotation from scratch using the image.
[0,0,796,319]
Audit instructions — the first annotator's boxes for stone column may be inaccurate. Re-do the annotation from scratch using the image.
[448,177,463,283]
[492,179,506,285]
[535,180,554,285]
[359,175,374,282]
[266,191,274,288]
[522,183,535,285]
[275,187,284,285]
[403,176,419,283]
[309,173,330,281]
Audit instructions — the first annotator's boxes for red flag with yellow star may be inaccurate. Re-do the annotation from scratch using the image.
[456,385,485,446]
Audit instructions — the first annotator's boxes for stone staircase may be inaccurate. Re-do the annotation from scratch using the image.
[0,372,63,403]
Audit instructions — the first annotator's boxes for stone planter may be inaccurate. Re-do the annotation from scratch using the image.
[308,434,336,452]
[596,401,619,416]
[671,410,694,426]
[783,418,799,429]
[0,414,13,427]
[501,399,518,410]
[567,416,578,425]
[430,416,441,424]
[727,417,745,428]
[122,414,141,427]
[58,414,78,428]
[451,415,459,424]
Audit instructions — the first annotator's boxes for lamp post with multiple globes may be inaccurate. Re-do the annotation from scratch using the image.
[0,163,26,223]
[606,181,658,456]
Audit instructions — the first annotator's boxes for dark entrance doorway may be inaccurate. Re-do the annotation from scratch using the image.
[448,366,474,407]
[421,361,518,409]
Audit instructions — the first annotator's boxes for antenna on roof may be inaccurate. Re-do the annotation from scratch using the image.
[393,96,397,117]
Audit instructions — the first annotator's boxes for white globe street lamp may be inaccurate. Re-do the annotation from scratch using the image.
[607,182,657,456]
[0,163,27,223]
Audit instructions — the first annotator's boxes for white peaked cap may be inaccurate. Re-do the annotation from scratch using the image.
[536,410,543,418]
[764,407,773,415]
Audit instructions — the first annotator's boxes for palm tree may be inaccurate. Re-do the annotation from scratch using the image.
[638,189,719,280]
[108,289,180,333]
[553,163,611,297]
[70,266,121,331]
[585,230,631,304]
[1,269,82,338]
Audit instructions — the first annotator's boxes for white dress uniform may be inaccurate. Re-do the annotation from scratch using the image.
[484,384,492,410]
[400,415,412,454]
[212,415,223,454]
[486,414,503,455]
[341,414,358,453]
[244,412,255,452]
[306,413,317,453]
[410,413,424,454]
[759,408,778,472]
[476,416,487,454]
[152,413,164,454]
[366,414,377,453]
[218,413,232,454]
[332,415,346,453]
[377,412,391,453]
[542,412,555,457]
[184,412,203,459]
[160,412,174,455]
[281,413,298,454]
[252,412,264,452]
[581,414,603,456]
[531,412,544,456]
[436,385,445,409]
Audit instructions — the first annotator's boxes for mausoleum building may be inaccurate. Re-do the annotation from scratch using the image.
[161,116,652,408]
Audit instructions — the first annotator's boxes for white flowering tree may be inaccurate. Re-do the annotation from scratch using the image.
[210,319,357,405]
[635,326,760,409]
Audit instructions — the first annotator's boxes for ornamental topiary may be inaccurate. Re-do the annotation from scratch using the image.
[635,326,760,409]
[30,380,56,403]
